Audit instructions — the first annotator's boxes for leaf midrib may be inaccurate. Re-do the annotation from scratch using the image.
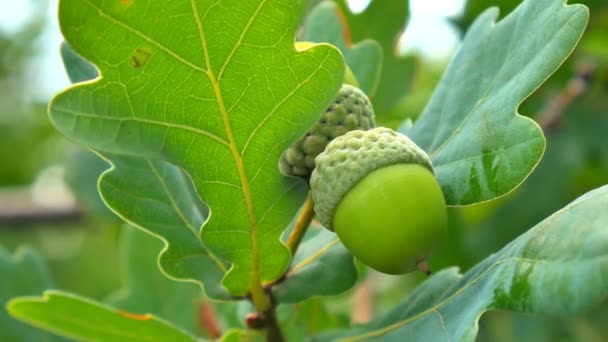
[79,0,334,298]
[189,0,263,294]
[85,0,267,293]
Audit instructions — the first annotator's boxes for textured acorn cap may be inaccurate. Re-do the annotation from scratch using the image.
[279,84,375,177]
[310,127,433,230]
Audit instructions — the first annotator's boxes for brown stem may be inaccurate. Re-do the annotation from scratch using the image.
[417,259,432,276]
[0,187,83,226]
[285,192,315,256]
[263,301,285,342]
[198,302,222,339]
[246,296,284,342]
[351,278,373,324]
[537,61,595,133]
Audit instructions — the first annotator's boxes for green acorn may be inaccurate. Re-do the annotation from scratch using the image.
[310,127,448,275]
[279,84,375,178]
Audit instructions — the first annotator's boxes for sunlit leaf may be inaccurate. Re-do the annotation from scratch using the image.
[60,43,229,299]
[51,0,344,296]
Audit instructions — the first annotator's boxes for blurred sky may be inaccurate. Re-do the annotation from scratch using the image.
[0,0,465,100]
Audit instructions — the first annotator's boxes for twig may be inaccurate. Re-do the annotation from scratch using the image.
[245,295,285,342]
[263,300,285,342]
[417,259,432,275]
[0,187,83,226]
[537,61,595,133]
[198,302,222,339]
[285,192,315,256]
[352,277,373,324]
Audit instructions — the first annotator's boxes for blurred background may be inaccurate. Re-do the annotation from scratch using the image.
[0,0,606,341]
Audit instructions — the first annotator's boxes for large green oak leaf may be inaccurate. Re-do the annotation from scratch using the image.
[50,0,344,296]
[401,0,588,205]
[8,291,197,342]
[60,42,229,299]
[314,184,608,341]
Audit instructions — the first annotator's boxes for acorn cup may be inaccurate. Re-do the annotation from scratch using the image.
[279,84,376,178]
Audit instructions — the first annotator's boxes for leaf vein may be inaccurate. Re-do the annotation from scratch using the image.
[56,108,229,147]
[241,50,334,157]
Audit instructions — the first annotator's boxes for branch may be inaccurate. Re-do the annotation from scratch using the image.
[198,302,222,339]
[246,295,285,342]
[352,277,373,324]
[0,187,83,226]
[263,300,285,342]
[537,61,595,133]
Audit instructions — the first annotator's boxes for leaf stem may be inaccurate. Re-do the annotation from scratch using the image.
[198,302,221,339]
[286,192,315,256]
[250,283,271,312]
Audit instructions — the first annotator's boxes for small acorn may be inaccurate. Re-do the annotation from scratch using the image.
[310,127,447,275]
[279,84,376,177]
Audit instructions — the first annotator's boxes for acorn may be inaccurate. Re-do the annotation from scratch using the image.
[279,84,375,177]
[310,127,447,274]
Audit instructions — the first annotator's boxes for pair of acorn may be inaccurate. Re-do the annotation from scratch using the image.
[280,84,447,275]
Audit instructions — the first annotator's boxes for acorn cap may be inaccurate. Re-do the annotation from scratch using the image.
[279,84,375,177]
[310,127,433,230]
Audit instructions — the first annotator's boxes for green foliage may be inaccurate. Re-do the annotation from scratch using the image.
[62,32,356,306]
[314,185,608,341]
[50,0,344,297]
[60,43,229,299]
[302,1,382,96]
[402,0,588,205]
[0,2,56,186]
[8,291,197,342]
[106,226,204,337]
[3,0,607,340]
[335,0,418,125]
[274,227,357,303]
[0,247,64,341]
[99,154,230,299]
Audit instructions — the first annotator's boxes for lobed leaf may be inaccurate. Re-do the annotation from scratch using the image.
[51,0,344,296]
[105,226,205,336]
[335,0,418,120]
[98,154,230,299]
[302,1,382,96]
[402,0,588,205]
[0,247,64,341]
[273,227,357,303]
[8,291,197,342]
[60,43,229,299]
[314,184,608,341]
